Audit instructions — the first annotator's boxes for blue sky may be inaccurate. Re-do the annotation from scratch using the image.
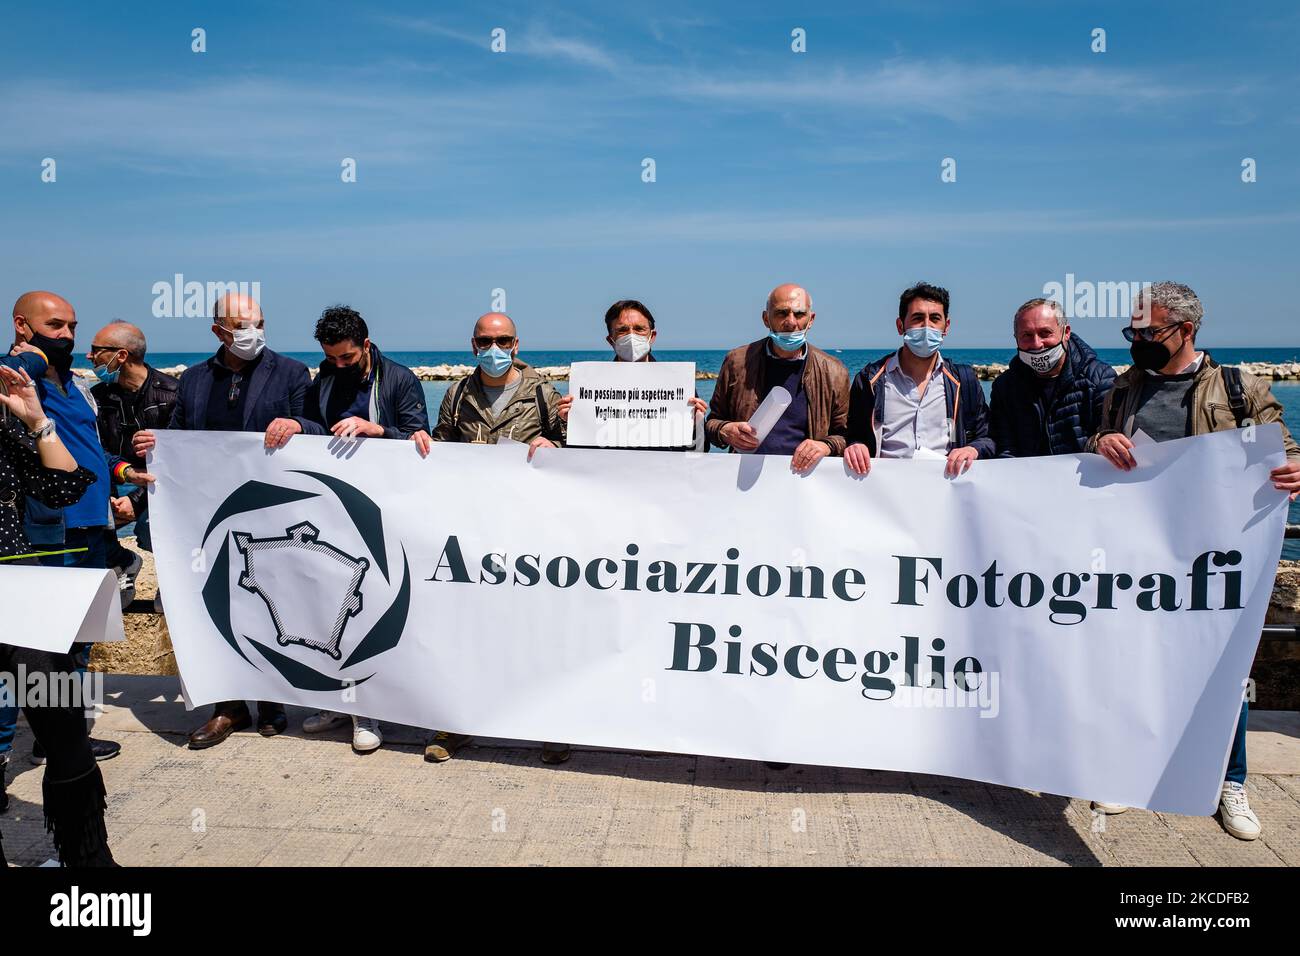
[1,1,1297,352]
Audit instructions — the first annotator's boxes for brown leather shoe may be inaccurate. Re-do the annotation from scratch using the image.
[540,742,571,765]
[256,703,287,737]
[188,708,251,750]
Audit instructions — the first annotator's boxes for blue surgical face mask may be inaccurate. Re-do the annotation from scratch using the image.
[93,355,121,385]
[903,326,945,358]
[768,328,807,352]
[476,345,513,377]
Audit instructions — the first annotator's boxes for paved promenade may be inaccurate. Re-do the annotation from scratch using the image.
[4,676,1299,866]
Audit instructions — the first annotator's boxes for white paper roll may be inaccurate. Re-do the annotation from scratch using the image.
[742,385,793,452]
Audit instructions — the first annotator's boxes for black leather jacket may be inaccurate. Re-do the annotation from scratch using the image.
[91,363,180,511]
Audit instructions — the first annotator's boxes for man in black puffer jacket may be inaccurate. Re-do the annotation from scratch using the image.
[989,298,1116,457]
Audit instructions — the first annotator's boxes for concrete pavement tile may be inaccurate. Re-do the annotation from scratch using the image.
[258,830,363,867]
[599,843,686,866]
[1157,806,1286,866]
[516,839,604,866]
[519,802,614,846]
[112,823,197,866]
[604,807,688,851]
[175,826,286,866]
[343,833,443,866]
[427,835,522,866]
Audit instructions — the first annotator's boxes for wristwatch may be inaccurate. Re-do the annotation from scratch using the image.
[27,417,56,441]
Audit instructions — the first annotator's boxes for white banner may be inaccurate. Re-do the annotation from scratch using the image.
[567,361,695,447]
[147,426,1288,814]
[0,566,124,652]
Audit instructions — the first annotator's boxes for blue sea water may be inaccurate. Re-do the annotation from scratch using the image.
[121,347,1300,558]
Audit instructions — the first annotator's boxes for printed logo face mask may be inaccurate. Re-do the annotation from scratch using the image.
[613,333,652,362]
[768,328,807,352]
[903,326,944,359]
[227,326,266,361]
[476,345,513,377]
[1018,340,1066,375]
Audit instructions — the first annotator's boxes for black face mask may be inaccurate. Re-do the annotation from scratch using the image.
[1129,330,1182,372]
[24,329,75,373]
[323,361,364,386]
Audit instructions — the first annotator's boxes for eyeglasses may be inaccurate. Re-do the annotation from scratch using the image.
[473,335,516,349]
[1122,322,1185,344]
[227,372,244,408]
[88,344,122,356]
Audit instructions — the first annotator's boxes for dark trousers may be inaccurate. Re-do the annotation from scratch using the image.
[1226,699,1249,785]
[0,642,114,867]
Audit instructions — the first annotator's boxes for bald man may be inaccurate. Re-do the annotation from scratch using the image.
[412,312,564,454]
[705,284,850,472]
[3,293,152,765]
[411,311,566,764]
[88,320,179,608]
[134,292,321,749]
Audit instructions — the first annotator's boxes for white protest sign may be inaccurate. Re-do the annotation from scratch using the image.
[566,361,695,448]
[0,565,124,652]
[148,426,1287,814]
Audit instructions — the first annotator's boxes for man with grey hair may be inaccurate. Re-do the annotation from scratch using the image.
[988,298,1115,457]
[88,320,179,610]
[1087,281,1300,840]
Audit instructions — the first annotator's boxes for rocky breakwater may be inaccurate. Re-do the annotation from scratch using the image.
[144,364,720,382]
[971,361,1300,382]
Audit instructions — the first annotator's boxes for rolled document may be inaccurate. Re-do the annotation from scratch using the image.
[742,385,793,452]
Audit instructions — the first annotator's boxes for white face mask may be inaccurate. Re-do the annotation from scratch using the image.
[227,325,266,361]
[1018,340,1066,375]
[613,333,652,362]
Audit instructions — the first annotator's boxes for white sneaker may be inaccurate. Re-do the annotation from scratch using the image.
[115,551,143,609]
[352,715,382,753]
[1090,801,1129,814]
[302,710,349,734]
[1219,781,1261,841]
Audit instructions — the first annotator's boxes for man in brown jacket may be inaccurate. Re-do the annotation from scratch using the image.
[705,284,849,472]
[1087,281,1300,841]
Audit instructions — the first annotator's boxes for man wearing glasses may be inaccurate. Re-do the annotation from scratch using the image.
[134,291,320,749]
[1087,281,1300,840]
[410,311,565,764]
[411,312,564,456]
[86,320,179,612]
[705,283,850,472]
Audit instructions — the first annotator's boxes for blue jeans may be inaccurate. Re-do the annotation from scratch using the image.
[1226,698,1249,785]
[0,529,108,750]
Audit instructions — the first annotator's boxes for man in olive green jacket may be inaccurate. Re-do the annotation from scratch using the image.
[1086,281,1300,843]
[411,311,567,765]
[411,312,566,454]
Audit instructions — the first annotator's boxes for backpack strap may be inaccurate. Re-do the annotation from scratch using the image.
[450,376,472,430]
[1220,365,1248,427]
[535,383,560,442]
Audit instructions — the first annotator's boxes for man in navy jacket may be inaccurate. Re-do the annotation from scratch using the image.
[300,305,428,441]
[989,298,1116,457]
[845,282,993,477]
[133,292,318,749]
